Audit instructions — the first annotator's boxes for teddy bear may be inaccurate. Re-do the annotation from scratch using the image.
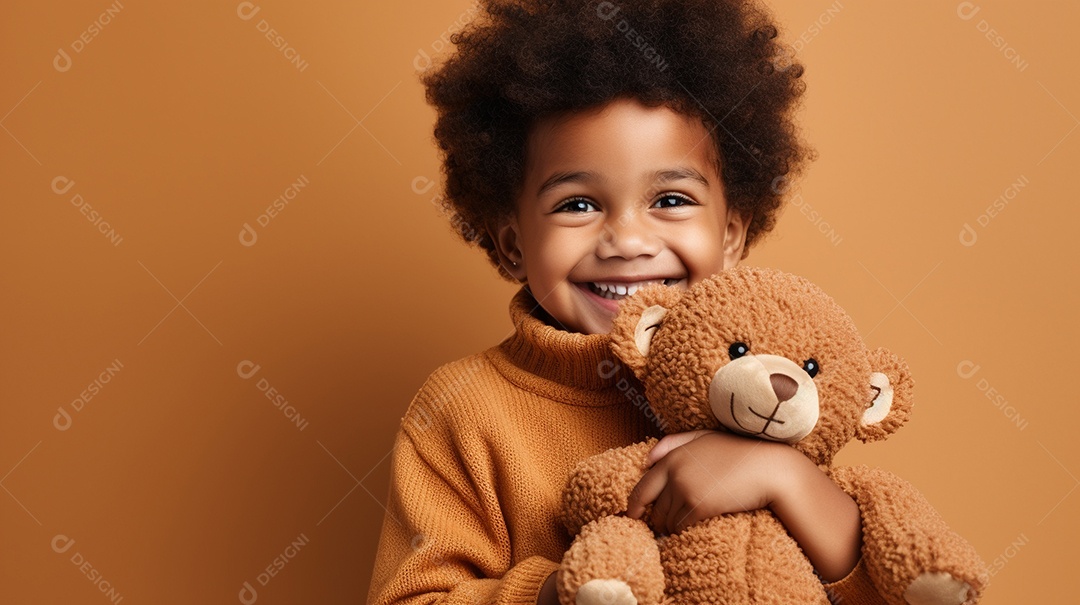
[556,267,987,605]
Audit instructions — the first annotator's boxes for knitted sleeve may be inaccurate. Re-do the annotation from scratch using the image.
[366,395,557,604]
[821,556,888,605]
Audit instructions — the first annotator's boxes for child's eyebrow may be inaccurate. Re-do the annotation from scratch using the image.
[536,167,710,197]
[650,167,711,189]
[537,170,598,197]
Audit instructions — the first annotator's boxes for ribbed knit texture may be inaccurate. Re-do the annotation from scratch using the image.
[366,287,886,604]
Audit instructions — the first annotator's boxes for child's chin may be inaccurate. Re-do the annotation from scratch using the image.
[578,310,617,336]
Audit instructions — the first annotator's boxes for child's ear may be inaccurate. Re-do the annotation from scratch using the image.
[855,347,915,442]
[722,208,751,268]
[490,216,526,281]
[608,285,684,376]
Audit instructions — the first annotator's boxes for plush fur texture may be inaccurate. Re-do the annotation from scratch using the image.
[558,267,987,605]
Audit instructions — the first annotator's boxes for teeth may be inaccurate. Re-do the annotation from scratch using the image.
[587,279,681,300]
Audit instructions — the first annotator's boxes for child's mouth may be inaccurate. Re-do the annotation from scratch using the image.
[584,278,683,301]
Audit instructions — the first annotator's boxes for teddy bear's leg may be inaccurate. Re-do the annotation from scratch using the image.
[557,515,665,605]
[832,466,988,605]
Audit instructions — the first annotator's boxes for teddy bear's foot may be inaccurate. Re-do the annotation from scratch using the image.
[903,572,972,605]
[575,579,638,605]
[558,516,664,605]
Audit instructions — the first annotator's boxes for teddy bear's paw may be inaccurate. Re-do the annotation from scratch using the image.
[903,572,973,605]
[575,579,638,605]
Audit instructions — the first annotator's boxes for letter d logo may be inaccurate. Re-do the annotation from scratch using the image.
[411,176,435,195]
[52,535,75,554]
[52,176,75,195]
[956,360,981,379]
[53,49,73,72]
[596,1,620,20]
[239,581,258,604]
[54,407,72,431]
[237,360,261,379]
[958,223,978,247]
[956,2,981,21]
[597,359,621,379]
[237,2,261,21]
[413,49,432,72]
[239,222,258,247]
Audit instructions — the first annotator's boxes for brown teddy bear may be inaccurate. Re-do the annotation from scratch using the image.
[557,267,987,605]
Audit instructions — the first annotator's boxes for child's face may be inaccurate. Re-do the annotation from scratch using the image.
[494,96,749,335]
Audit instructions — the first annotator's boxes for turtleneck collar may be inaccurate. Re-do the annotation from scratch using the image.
[486,286,641,404]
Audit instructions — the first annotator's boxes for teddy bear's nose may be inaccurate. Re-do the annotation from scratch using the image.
[769,373,799,403]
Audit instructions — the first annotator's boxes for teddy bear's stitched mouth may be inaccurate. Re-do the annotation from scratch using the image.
[730,394,786,436]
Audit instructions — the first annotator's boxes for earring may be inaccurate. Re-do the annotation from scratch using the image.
[511,260,518,267]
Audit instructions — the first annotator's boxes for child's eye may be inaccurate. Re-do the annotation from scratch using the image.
[555,198,598,213]
[653,193,696,209]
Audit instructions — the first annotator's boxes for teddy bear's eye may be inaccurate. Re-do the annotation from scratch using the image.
[729,342,750,359]
[803,358,820,378]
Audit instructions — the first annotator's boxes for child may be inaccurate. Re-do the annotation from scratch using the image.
[369,0,886,602]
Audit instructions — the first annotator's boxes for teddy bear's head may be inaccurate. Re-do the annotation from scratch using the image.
[608,267,913,467]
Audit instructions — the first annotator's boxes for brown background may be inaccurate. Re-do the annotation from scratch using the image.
[2,1,1076,603]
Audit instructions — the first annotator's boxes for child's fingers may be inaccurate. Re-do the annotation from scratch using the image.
[626,465,667,520]
[645,429,712,466]
[671,502,702,535]
[650,485,675,534]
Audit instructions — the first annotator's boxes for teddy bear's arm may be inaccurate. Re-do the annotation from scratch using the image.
[560,439,657,537]
[831,465,989,605]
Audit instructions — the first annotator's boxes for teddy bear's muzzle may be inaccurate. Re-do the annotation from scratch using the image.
[708,354,820,444]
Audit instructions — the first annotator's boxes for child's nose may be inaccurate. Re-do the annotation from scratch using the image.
[595,212,662,259]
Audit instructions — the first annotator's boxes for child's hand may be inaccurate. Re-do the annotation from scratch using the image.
[625,429,862,583]
[624,429,790,534]
[537,571,559,605]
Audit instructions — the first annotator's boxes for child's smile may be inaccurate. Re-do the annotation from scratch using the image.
[494,96,748,335]
[576,277,686,313]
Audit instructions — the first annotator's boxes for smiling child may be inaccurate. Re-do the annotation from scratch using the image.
[367,1,890,603]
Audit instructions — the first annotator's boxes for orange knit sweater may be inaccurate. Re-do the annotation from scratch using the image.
[366,287,885,605]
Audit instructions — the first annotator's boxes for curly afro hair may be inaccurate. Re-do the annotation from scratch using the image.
[422,0,815,280]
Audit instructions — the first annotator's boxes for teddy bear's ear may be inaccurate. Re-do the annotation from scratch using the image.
[855,347,915,443]
[608,284,684,376]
